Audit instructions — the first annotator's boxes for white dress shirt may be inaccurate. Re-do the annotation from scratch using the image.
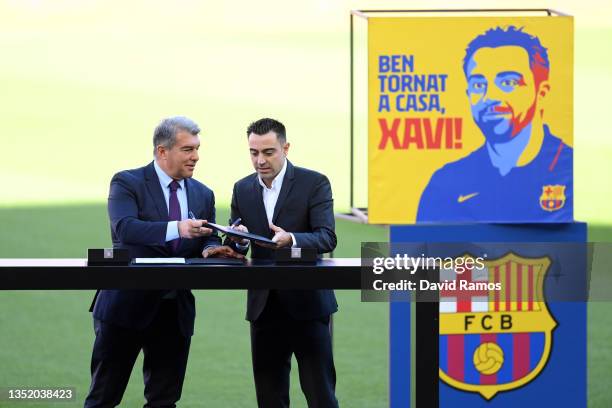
[257,159,296,247]
[153,160,187,242]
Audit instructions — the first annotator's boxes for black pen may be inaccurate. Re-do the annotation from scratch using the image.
[229,218,242,228]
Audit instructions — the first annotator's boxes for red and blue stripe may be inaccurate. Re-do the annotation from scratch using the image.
[440,332,545,385]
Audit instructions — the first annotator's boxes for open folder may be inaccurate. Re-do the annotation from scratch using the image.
[204,222,276,245]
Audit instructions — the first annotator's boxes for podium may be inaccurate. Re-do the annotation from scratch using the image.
[389,223,587,407]
[349,7,580,407]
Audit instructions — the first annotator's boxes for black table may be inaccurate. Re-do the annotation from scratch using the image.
[0,257,439,407]
[0,258,361,290]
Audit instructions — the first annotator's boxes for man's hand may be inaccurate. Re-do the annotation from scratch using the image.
[228,224,249,245]
[268,223,293,248]
[202,245,245,259]
[178,219,213,239]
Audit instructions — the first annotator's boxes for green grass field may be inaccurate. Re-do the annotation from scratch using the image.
[0,204,391,407]
[0,204,611,407]
[1,2,612,406]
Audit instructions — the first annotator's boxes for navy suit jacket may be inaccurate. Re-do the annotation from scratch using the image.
[91,161,221,336]
[229,161,338,321]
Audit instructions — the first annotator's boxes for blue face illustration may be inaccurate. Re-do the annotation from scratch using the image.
[466,46,540,143]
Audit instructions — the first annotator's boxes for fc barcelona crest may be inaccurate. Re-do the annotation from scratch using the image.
[439,253,557,400]
[540,185,566,212]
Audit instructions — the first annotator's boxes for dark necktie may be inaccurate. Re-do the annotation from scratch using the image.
[168,180,181,254]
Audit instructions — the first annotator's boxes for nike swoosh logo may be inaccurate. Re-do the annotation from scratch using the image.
[457,192,479,203]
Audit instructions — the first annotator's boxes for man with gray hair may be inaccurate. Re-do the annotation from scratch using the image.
[85,116,242,408]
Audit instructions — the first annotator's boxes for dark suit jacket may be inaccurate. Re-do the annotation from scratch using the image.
[229,160,337,321]
[91,161,221,336]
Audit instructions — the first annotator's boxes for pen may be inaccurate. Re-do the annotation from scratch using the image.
[188,211,196,220]
[229,217,242,228]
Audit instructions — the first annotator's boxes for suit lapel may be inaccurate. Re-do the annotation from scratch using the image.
[144,162,169,221]
[272,161,295,224]
[185,178,197,217]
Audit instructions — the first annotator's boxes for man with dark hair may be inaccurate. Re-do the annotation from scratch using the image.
[84,116,242,408]
[417,26,573,222]
[228,118,339,407]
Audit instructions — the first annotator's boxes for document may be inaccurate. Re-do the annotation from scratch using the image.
[204,222,276,245]
[133,258,186,264]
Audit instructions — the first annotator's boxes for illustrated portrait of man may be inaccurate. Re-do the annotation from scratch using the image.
[417,26,573,222]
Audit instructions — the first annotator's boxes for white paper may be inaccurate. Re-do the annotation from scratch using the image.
[133,258,186,264]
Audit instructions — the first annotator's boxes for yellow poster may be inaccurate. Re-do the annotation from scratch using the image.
[368,17,573,224]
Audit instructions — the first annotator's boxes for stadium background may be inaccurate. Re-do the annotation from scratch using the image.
[0,0,610,406]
